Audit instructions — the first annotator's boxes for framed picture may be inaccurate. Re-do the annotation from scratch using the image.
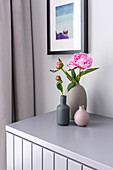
[47,0,88,55]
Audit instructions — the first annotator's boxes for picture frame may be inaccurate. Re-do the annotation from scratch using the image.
[47,0,88,55]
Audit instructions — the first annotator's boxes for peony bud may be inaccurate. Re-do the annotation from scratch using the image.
[56,75,61,81]
[55,62,64,69]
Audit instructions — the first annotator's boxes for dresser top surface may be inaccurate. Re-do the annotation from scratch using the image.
[6,111,113,169]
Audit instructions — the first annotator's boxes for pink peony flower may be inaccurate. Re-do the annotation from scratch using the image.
[56,62,64,69]
[67,53,93,70]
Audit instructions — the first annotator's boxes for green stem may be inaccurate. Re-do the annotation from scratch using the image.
[61,68,66,74]
[61,82,63,95]
[61,68,75,82]
[78,69,81,82]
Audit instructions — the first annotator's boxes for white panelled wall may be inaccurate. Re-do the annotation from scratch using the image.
[31,0,113,118]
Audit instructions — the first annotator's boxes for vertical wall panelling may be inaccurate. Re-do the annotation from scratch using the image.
[6,133,14,170]
[43,148,54,170]
[23,140,32,170]
[14,136,22,170]
[55,153,67,170]
[68,159,82,170]
[33,144,42,170]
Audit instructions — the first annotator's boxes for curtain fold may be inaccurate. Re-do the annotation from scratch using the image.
[11,0,34,121]
[0,0,12,169]
[0,0,35,169]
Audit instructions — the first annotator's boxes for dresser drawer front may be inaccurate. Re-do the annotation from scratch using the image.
[6,133,14,170]
[55,154,67,170]
[14,136,22,170]
[43,148,54,170]
[6,133,95,170]
[33,144,42,170]
[68,159,82,170]
[23,140,32,170]
[83,166,94,170]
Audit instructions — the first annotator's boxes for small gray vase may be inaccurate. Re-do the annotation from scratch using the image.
[57,95,69,126]
[66,83,87,120]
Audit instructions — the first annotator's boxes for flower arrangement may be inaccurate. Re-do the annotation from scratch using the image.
[50,53,99,95]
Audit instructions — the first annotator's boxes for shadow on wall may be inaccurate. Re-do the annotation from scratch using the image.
[92,89,105,116]
[91,68,113,118]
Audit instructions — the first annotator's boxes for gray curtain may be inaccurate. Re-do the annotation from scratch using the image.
[0,0,35,169]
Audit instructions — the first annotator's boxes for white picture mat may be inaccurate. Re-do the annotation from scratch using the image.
[50,0,81,51]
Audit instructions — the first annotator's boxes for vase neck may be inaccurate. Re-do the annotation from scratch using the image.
[79,105,85,110]
[76,83,79,86]
[60,95,66,105]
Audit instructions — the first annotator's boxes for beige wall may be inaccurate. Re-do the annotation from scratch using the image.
[32,0,113,118]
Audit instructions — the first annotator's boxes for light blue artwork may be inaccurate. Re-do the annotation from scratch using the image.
[56,3,74,40]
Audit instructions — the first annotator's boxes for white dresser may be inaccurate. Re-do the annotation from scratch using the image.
[6,111,113,170]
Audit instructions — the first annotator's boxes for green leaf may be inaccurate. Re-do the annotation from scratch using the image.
[63,70,73,82]
[76,75,79,83]
[71,69,76,79]
[58,58,62,62]
[80,68,99,77]
[56,82,63,93]
[66,73,73,81]
[67,82,76,91]
[50,69,59,73]
[68,67,77,71]
[65,72,74,82]
[66,72,76,83]
[61,68,76,83]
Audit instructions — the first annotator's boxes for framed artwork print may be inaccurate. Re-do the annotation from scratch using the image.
[47,0,88,55]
